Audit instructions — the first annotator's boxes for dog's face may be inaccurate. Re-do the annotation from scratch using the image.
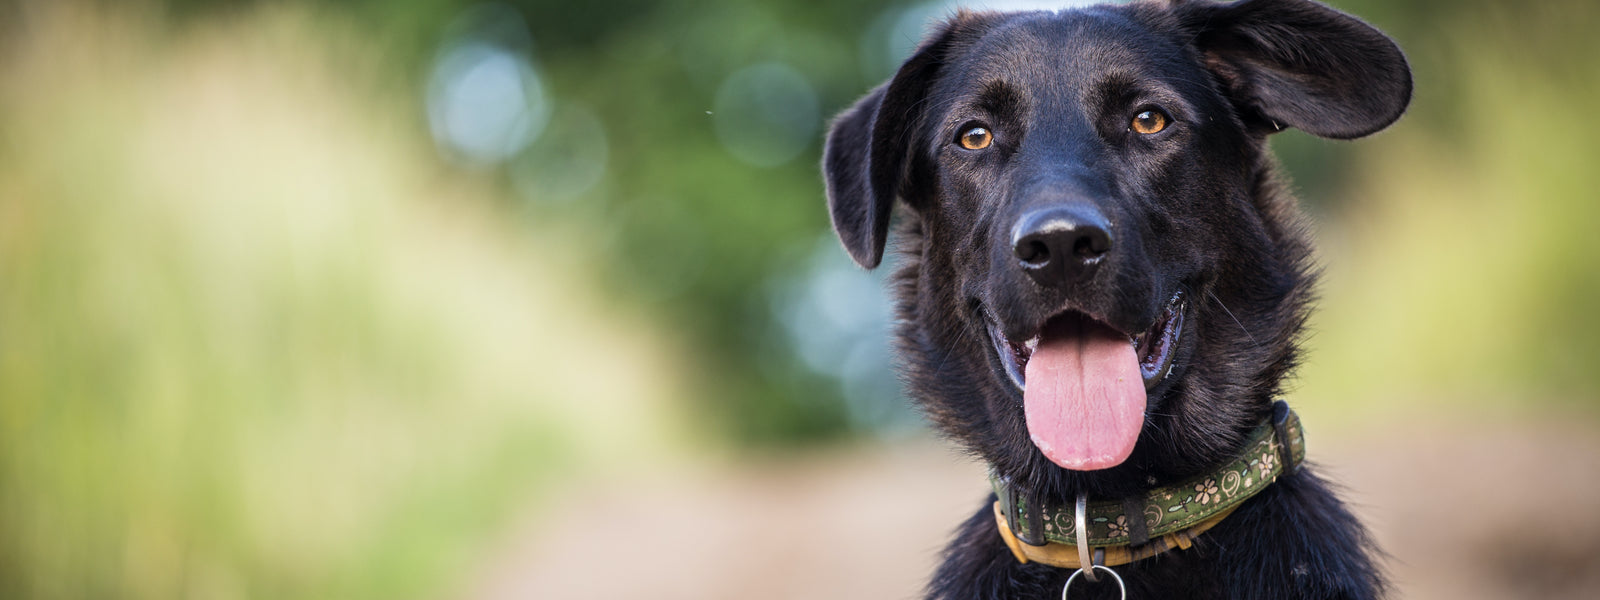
[824,0,1409,497]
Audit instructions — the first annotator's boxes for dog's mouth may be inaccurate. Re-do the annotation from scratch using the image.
[985,291,1186,471]
[988,291,1186,392]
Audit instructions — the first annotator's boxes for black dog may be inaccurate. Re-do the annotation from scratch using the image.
[821,0,1410,598]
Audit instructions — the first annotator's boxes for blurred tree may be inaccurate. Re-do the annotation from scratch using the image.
[49,0,1597,447]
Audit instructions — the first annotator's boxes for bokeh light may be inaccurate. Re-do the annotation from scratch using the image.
[712,62,820,167]
[769,234,914,433]
[426,4,548,167]
[510,102,609,206]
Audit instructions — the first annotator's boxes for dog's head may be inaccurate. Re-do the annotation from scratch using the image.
[823,0,1409,496]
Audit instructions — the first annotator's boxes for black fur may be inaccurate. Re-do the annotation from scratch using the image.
[820,1,1410,598]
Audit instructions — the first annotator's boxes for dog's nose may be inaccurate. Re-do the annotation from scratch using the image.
[1012,205,1113,288]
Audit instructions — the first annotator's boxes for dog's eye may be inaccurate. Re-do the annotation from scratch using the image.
[958,126,993,150]
[1131,110,1169,135]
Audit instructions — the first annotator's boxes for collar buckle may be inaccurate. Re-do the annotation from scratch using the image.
[1271,400,1301,476]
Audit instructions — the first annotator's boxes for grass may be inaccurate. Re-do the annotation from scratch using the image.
[0,5,691,599]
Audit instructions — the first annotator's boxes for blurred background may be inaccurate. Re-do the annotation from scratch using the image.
[1,0,1596,598]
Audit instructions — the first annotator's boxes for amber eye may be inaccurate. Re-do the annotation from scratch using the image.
[1132,110,1169,135]
[958,126,993,150]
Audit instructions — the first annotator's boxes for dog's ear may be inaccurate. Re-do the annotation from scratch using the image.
[1176,0,1412,139]
[823,13,996,269]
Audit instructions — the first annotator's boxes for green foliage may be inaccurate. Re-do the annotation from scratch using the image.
[484,0,901,444]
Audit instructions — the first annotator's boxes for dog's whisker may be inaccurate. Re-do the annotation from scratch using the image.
[1208,289,1261,349]
[928,327,968,378]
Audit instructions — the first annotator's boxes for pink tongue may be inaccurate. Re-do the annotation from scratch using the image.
[1023,314,1146,471]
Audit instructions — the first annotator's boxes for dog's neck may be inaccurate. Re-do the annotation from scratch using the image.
[989,401,1305,568]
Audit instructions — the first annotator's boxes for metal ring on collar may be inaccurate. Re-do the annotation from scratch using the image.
[1062,565,1125,600]
[1074,493,1095,581]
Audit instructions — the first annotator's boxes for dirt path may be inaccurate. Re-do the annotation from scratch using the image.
[461,419,1600,600]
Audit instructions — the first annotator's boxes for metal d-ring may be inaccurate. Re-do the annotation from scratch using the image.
[1063,565,1126,600]
[1075,493,1096,581]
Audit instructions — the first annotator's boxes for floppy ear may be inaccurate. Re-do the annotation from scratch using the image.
[1175,0,1412,139]
[822,85,895,269]
[822,14,995,269]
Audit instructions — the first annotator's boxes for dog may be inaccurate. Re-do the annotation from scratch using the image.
[820,0,1410,598]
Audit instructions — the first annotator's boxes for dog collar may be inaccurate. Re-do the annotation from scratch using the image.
[991,400,1305,569]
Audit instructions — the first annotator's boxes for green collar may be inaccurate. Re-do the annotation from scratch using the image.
[994,401,1305,549]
